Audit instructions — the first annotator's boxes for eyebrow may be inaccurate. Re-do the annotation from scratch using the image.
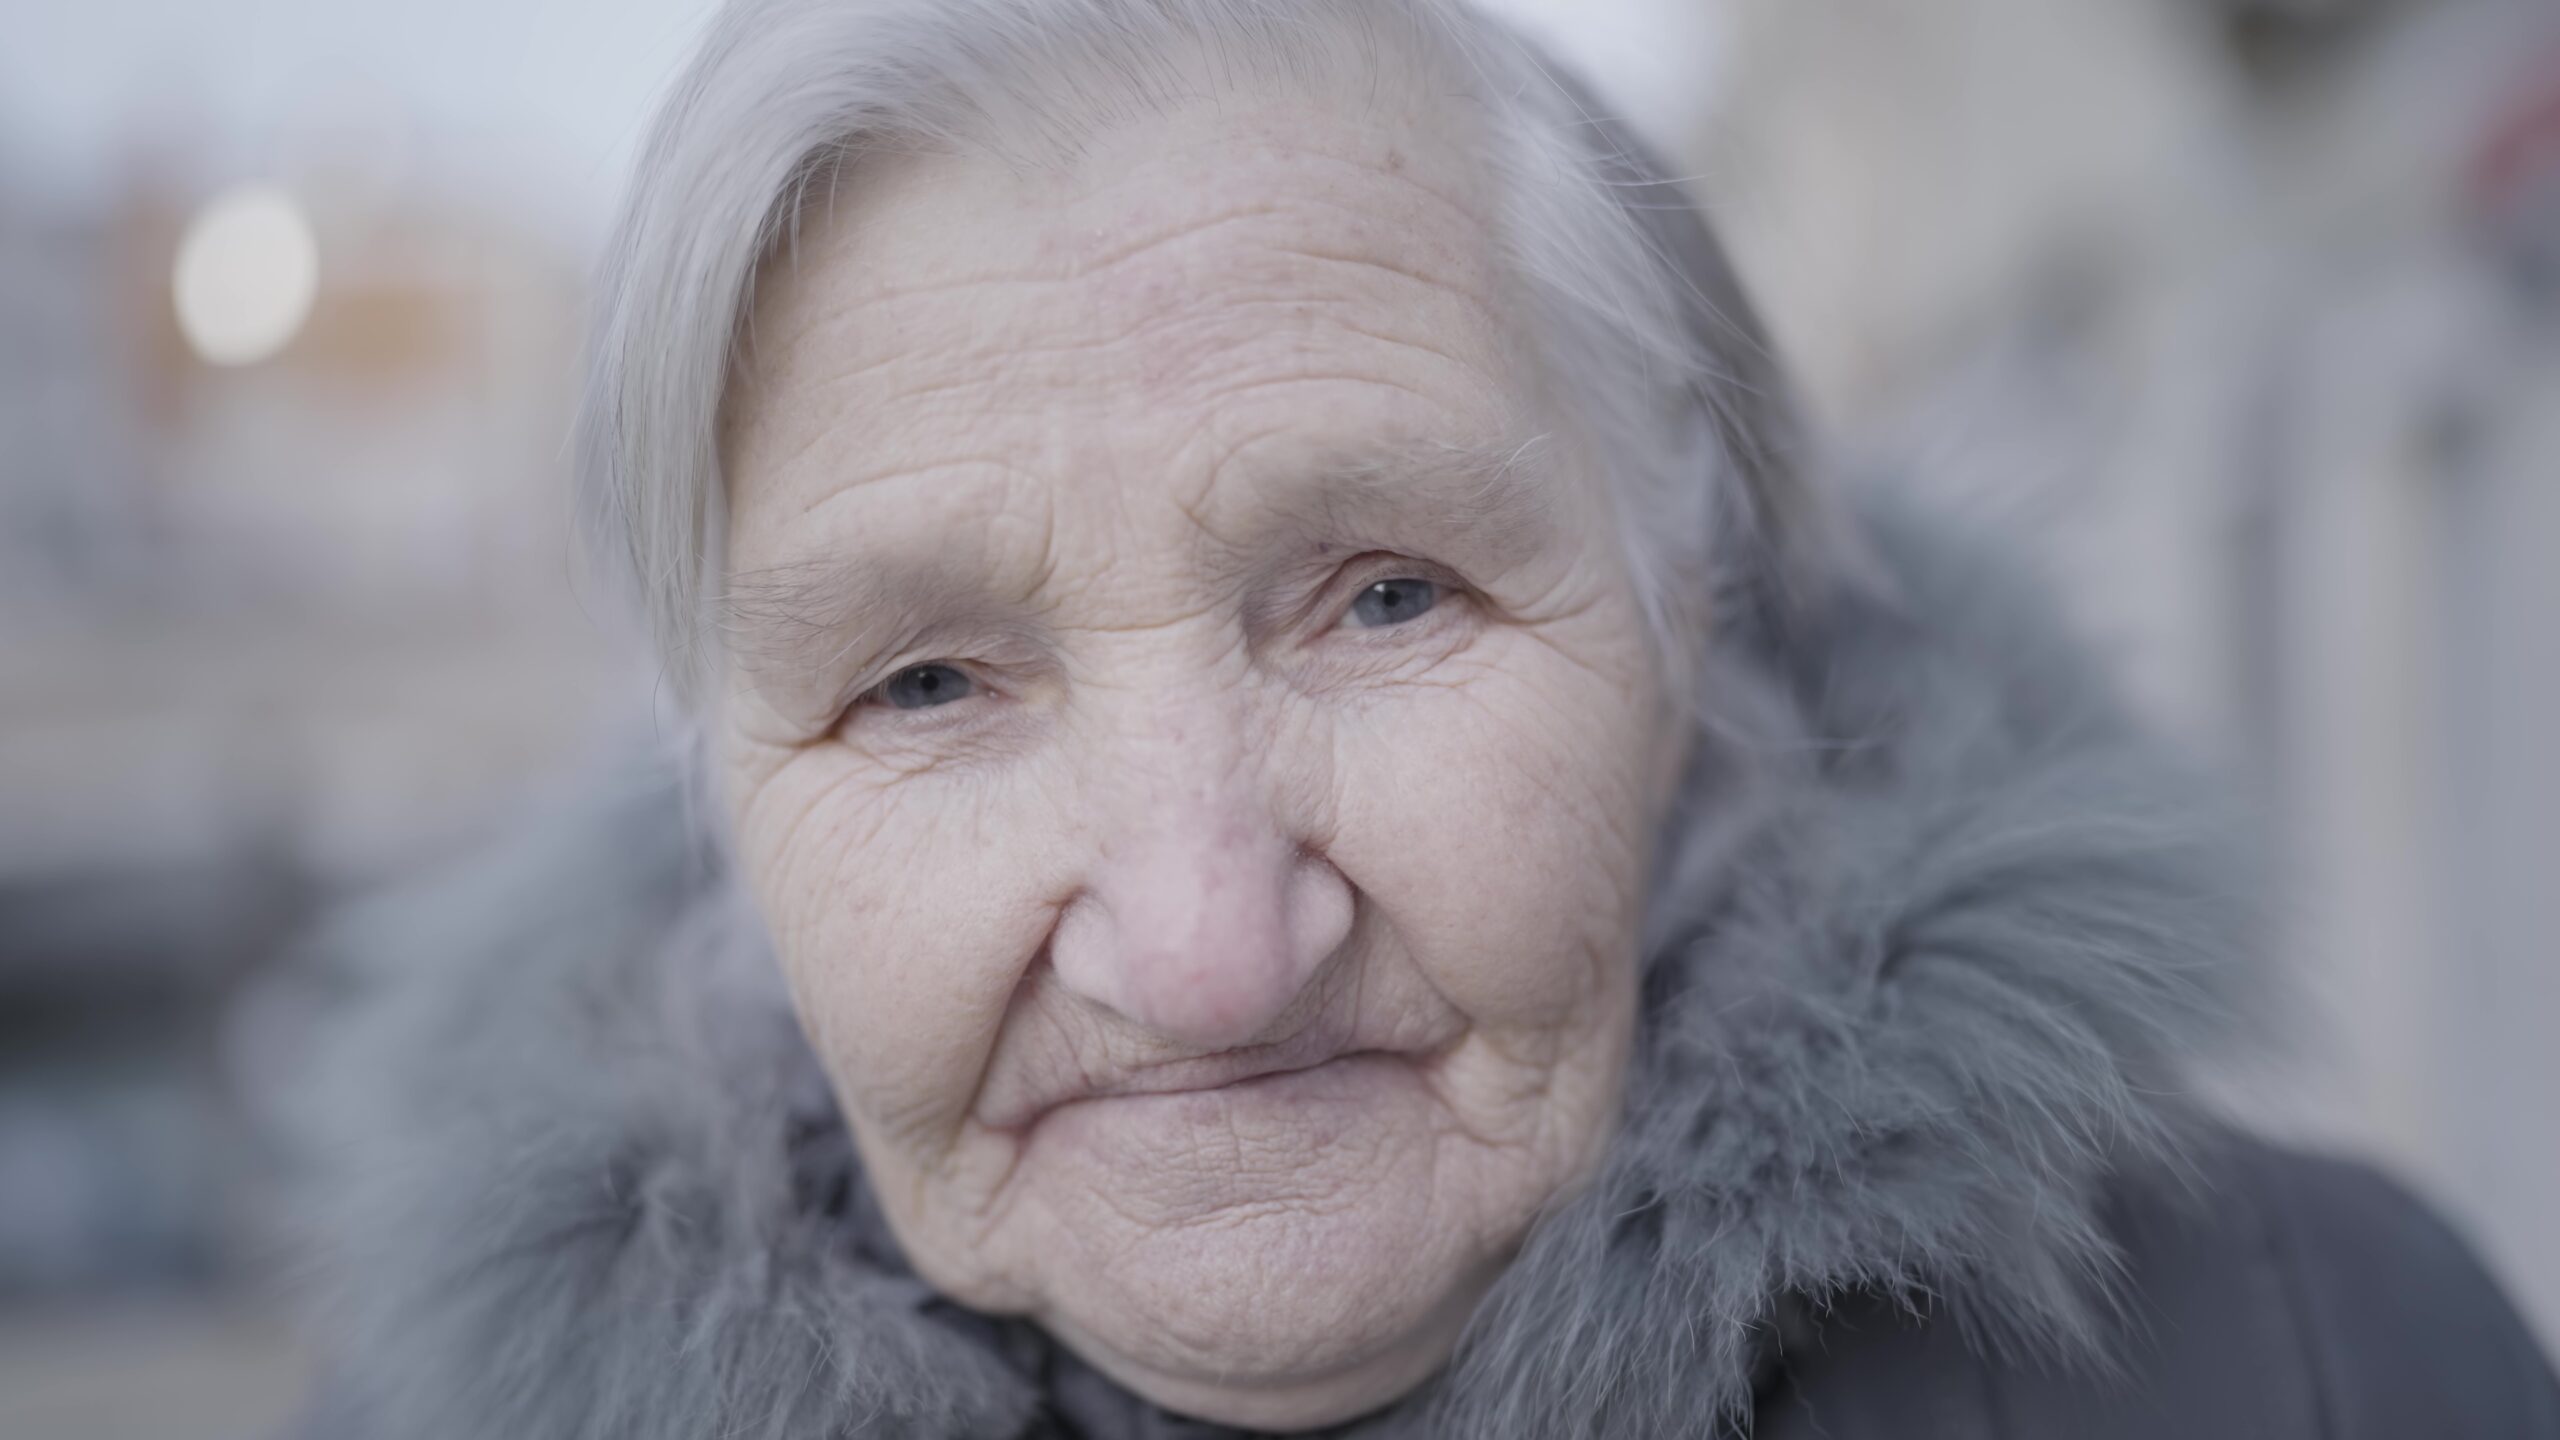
[1264,432,1561,577]
[721,547,1020,713]
[719,432,1564,706]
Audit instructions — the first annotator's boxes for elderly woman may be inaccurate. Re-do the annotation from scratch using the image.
[278,1,2560,1436]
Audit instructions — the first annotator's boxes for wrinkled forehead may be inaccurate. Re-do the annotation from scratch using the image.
[701,82,1576,666]
[716,86,1565,558]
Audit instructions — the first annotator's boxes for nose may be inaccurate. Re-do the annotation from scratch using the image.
[1047,794,1354,1052]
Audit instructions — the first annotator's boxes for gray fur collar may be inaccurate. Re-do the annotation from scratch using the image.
[273,488,2254,1439]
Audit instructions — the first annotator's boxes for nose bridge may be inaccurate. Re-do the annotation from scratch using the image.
[1077,617,1302,838]
[1122,673,1258,819]
[1048,657,1350,1049]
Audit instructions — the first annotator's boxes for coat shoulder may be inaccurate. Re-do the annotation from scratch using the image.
[1755,1128,2560,1439]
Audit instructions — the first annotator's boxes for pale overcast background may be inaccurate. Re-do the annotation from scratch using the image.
[4,2,2555,1436]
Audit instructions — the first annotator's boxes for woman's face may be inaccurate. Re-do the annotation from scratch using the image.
[715,89,1686,1430]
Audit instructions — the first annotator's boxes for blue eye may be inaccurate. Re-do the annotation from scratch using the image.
[876,663,974,710]
[1348,577,1439,629]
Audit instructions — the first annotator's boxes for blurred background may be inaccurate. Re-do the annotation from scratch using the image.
[2,0,2553,1434]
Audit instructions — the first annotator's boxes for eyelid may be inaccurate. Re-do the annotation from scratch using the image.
[1323,553,1466,629]
[834,658,988,734]
[832,620,1048,727]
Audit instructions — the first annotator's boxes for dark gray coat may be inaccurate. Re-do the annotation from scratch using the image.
[268,479,2559,1439]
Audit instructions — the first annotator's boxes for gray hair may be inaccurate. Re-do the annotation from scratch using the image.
[575,0,1834,717]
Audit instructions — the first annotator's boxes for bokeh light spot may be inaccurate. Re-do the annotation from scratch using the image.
[172,184,319,367]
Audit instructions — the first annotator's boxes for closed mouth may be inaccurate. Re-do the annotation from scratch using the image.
[982,1043,1406,1134]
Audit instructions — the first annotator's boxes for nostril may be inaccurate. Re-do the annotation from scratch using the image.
[1046,888,1132,1018]
[1280,850,1361,973]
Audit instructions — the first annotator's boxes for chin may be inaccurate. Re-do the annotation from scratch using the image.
[1011,1064,1511,1429]
[1035,1207,1502,1432]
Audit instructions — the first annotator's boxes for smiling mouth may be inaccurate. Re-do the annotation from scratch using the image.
[982,1046,1416,1134]
[1121,1048,1385,1100]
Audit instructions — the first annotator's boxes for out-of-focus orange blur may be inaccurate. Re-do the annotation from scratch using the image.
[3,2,2554,1435]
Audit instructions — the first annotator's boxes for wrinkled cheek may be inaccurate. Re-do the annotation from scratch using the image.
[736,752,1052,1156]
[1329,671,1649,1027]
